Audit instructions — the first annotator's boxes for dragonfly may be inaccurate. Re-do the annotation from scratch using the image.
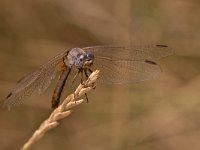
[4,45,173,109]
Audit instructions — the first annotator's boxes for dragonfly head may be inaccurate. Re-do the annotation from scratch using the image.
[75,52,94,69]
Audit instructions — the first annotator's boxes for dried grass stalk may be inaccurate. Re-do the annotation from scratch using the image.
[21,70,100,150]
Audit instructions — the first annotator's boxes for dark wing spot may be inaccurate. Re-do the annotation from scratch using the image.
[145,59,157,65]
[156,44,168,47]
[6,92,12,99]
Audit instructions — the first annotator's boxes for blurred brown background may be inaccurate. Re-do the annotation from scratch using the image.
[0,0,200,150]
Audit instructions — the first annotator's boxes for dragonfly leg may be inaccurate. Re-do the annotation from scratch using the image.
[71,70,82,102]
[88,68,93,74]
[83,69,90,103]
[85,93,89,103]
[84,69,89,78]
[71,71,80,90]
[79,69,84,84]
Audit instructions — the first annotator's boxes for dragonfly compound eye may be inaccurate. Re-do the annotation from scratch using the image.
[86,52,94,61]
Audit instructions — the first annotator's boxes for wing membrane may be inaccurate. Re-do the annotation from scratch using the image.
[4,50,68,108]
[91,58,161,84]
[83,45,173,61]
[83,45,173,84]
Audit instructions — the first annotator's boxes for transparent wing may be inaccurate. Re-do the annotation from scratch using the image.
[83,45,173,84]
[91,59,161,84]
[83,45,173,61]
[4,50,68,108]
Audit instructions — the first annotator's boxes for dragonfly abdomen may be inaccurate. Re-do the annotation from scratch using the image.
[52,67,71,109]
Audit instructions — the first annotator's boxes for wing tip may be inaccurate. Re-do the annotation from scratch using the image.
[156,44,168,47]
[3,93,14,111]
[145,59,158,65]
[156,44,174,57]
[6,92,12,99]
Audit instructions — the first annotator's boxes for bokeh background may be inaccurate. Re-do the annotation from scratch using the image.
[0,0,200,150]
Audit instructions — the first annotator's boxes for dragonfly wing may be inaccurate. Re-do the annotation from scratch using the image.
[91,58,161,84]
[4,50,68,108]
[83,45,172,84]
[37,63,57,94]
[83,45,173,61]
